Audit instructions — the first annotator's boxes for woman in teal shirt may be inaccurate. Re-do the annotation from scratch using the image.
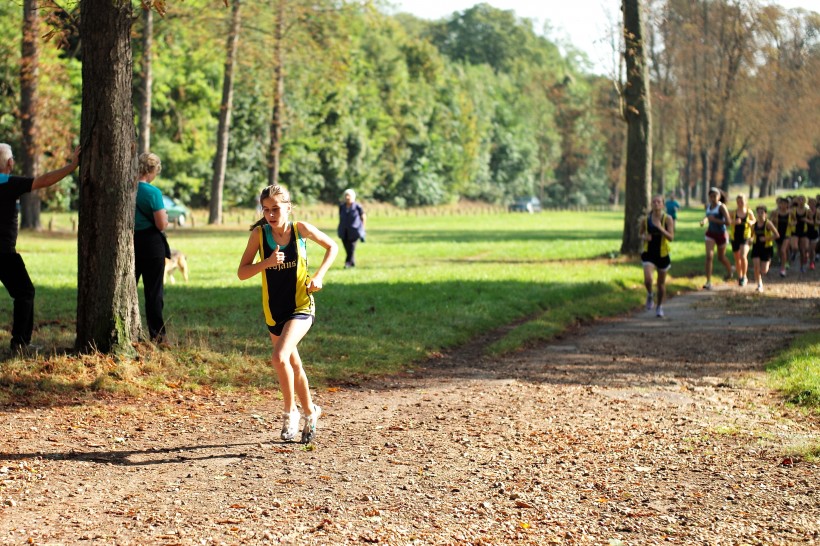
[134,152,169,344]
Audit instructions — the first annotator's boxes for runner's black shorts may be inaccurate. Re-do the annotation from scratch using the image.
[640,251,671,271]
[750,244,773,262]
[267,313,314,337]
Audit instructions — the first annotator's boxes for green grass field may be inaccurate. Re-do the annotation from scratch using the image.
[2,204,816,410]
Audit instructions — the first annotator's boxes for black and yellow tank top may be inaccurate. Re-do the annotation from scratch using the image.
[258,222,314,327]
[793,207,809,237]
[775,211,791,238]
[731,210,755,241]
[752,221,774,248]
[643,212,670,257]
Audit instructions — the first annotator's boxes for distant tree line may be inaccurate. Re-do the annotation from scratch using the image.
[1,0,817,220]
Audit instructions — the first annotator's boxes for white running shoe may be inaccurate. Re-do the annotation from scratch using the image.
[656,305,664,318]
[645,292,654,311]
[702,282,712,290]
[756,284,763,293]
[280,409,301,442]
[301,405,322,444]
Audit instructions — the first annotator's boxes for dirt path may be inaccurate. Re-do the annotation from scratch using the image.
[1,280,819,545]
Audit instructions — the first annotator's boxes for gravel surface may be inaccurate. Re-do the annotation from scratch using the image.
[1,278,818,545]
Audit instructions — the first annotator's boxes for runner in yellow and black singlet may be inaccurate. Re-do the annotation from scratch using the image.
[238,184,338,445]
[258,221,314,333]
[750,205,779,293]
[773,197,792,277]
[639,195,674,317]
[790,195,810,273]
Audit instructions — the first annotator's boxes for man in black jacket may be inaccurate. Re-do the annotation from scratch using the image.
[0,143,80,353]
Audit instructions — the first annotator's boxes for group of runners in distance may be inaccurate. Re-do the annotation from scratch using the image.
[703,189,818,292]
[640,187,818,319]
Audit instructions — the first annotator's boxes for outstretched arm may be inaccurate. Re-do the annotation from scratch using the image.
[663,215,675,242]
[720,204,732,225]
[767,220,780,242]
[296,221,338,293]
[31,147,80,190]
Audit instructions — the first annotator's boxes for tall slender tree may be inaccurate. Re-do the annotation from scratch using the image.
[137,2,154,155]
[267,0,285,186]
[19,0,41,229]
[620,0,652,255]
[209,0,242,225]
[76,0,142,353]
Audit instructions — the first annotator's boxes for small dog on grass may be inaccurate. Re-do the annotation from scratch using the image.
[164,249,189,285]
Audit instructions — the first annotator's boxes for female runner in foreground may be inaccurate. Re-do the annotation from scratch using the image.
[237,184,338,443]
[639,195,675,317]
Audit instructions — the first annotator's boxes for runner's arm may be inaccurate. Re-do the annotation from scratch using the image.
[296,221,338,293]
[767,220,779,242]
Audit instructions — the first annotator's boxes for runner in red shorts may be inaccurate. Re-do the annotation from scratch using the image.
[699,187,732,290]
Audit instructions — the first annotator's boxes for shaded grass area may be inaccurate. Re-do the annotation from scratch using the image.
[0,207,786,406]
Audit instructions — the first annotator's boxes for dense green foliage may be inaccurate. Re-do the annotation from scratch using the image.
[0,1,618,210]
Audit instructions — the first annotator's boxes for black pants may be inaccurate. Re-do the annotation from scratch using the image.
[342,231,358,266]
[134,230,166,341]
[0,253,35,348]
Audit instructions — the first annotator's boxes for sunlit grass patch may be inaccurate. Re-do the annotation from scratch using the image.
[766,331,820,413]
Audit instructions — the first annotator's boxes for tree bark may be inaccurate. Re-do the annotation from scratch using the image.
[138,6,153,155]
[267,0,285,186]
[700,147,709,204]
[209,0,242,225]
[758,150,773,198]
[19,0,41,230]
[683,132,694,207]
[620,0,652,255]
[77,0,142,354]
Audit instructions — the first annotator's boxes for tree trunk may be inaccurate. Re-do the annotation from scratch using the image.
[758,151,773,198]
[710,136,723,191]
[683,133,694,207]
[77,0,142,354]
[19,0,41,230]
[700,147,709,204]
[209,0,242,225]
[620,0,652,255]
[748,154,756,199]
[267,0,285,186]
[138,6,153,155]
[721,145,732,195]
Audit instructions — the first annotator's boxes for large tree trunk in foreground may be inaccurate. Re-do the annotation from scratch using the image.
[620,0,652,255]
[19,0,42,230]
[76,0,142,353]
